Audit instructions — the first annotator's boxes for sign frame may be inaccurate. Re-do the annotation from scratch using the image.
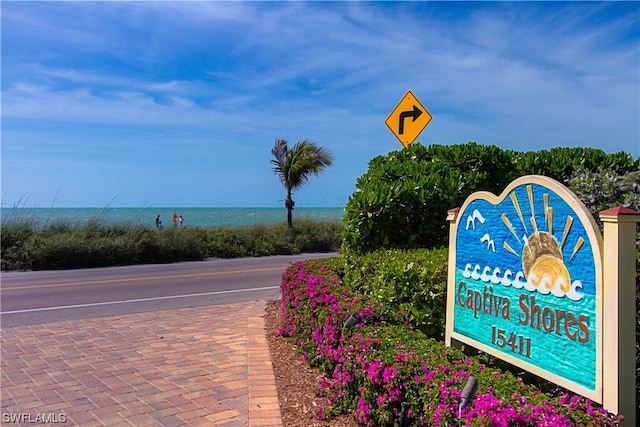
[445,175,603,402]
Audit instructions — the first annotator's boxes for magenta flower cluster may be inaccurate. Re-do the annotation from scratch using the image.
[279,259,623,426]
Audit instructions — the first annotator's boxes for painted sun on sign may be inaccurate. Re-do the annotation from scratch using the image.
[498,186,584,300]
[450,176,602,397]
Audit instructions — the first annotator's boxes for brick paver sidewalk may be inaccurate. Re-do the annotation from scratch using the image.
[1,301,282,426]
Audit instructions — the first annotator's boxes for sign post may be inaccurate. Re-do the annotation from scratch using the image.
[385,90,432,147]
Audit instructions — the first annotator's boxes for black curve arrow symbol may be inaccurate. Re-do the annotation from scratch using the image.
[398,105,423,135]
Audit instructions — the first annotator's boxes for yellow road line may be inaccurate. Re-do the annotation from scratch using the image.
[1,267,284,291]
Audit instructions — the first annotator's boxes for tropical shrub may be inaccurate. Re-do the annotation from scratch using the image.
[342,142,639,255]
[343,247,448,340]
[567,166,640,226]
[513,147,638,183]
[342,142,514,254]
[279,257,622,426]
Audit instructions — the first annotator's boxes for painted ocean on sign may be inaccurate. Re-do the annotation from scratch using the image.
[454,183,597,390]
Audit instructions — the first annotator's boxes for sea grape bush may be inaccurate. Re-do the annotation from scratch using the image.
[342,142,513,254]
[279,256,623,426]
[342,142,639,255]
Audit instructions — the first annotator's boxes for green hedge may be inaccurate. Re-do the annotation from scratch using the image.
[342,142,639,254]
[343,247,448,340]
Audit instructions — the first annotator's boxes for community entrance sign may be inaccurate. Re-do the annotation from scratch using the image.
[445,175,639,422]
[385,90,432,147]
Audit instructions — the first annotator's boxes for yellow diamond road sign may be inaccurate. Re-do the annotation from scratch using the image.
[385,90,432,147]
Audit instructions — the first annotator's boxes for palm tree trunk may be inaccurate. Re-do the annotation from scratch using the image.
[285,192,294,227]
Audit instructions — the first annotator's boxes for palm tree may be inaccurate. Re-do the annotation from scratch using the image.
[270,138,334,227]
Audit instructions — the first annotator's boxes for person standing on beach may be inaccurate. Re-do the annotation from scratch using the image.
[172,213,178,228]
[156,215,162,229]
[179,215,184,228]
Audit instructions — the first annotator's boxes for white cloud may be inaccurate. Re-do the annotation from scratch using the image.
[2,1,638,207]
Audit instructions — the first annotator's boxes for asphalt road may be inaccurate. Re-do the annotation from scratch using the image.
[0,253,339,327]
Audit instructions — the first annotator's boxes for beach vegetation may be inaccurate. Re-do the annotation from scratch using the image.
[270,138,335,227]
[0,218,342,271]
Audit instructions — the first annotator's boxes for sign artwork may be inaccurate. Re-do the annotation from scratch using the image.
[447,175,603,400]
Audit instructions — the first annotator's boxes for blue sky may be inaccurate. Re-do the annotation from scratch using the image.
[2,1,639,208]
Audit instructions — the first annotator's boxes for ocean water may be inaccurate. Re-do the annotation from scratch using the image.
[1,207,344,229]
